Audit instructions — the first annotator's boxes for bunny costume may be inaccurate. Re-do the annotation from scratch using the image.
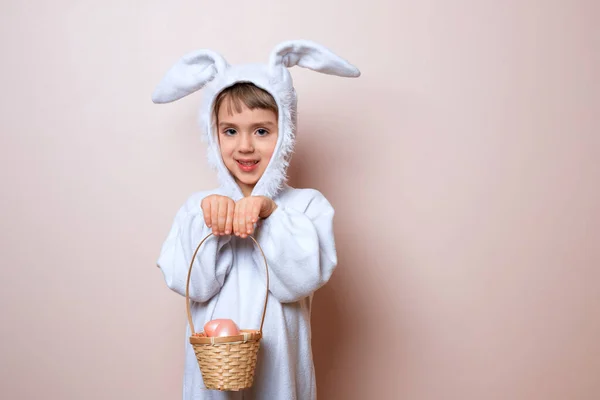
[153,40,360,399]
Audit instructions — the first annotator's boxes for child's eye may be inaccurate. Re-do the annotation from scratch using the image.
[255,129,269,136]
[223,128,237,136]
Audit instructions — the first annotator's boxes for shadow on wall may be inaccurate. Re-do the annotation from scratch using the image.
[285,81,423,397]
[287,121,376,398]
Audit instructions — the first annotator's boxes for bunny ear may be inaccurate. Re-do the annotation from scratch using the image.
[152,49,229,103]
[269,40,360,78]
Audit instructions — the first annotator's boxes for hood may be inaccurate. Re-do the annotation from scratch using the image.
[152,40,360,201]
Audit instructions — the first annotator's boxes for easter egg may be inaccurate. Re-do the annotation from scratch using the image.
[213,320,240,337]
[203,319,229,337]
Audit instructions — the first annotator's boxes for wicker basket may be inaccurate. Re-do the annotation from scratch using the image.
[185,233,269,391]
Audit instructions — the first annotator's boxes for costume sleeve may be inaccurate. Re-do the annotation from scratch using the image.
[157,196,233,303]
[252,190,337,303]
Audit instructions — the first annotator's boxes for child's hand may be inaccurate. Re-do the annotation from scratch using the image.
[234,196,277,238]
[201,195,235,236]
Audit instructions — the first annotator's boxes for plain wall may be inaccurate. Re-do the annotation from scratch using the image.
[1,1,598,399]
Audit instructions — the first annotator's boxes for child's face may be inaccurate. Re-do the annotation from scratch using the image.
[217,100,278,196]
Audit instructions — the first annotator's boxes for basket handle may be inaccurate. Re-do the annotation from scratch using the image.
[185,233,270,336]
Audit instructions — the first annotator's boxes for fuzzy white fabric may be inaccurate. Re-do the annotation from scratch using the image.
[153,40,359,399]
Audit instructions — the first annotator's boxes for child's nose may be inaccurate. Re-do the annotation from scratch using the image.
[238,134,254,152]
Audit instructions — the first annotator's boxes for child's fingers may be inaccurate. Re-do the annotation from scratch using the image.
[233,201,240,236]
[211,197,219,235]
[217,199,228,235]
[225,200,234,235]
[246,214,253,235]
[201,198,212,228]
[237,202,247,237]
[251,202,261,224]
[247,202,259,235]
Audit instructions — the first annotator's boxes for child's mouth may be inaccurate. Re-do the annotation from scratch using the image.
[236,159,259,172]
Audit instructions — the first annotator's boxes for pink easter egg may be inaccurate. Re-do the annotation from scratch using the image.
[204,319,229,337]
[213,320,240,337]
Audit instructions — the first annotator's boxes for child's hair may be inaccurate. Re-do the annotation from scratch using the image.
[213,82,278,122]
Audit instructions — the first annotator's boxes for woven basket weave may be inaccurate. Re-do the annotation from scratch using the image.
[185,233,269,391]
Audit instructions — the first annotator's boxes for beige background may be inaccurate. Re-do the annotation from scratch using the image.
[1,1,599,399]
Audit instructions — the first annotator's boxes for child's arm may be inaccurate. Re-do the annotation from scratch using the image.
[247,190,337,303]
[157,194,234,303]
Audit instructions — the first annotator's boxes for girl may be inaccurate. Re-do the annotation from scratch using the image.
[153,40,360,399]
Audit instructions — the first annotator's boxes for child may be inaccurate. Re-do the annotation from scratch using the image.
[152,40,360,399]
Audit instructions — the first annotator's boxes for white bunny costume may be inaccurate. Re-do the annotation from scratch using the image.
[153,40,360,399]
